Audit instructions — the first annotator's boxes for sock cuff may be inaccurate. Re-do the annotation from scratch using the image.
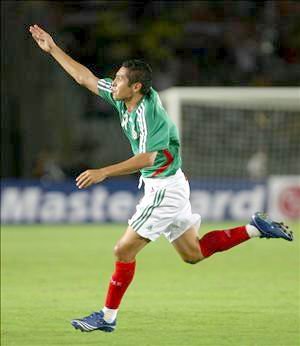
[115,261,136,271]
[245,224,261,238]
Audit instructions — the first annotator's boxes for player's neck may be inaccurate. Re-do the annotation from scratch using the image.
[125,93,144,113]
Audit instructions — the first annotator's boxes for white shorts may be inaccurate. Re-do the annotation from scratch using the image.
[128,169,201,242]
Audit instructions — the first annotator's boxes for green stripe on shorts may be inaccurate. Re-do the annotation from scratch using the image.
[134,189,166,231]
[131,190,160,229]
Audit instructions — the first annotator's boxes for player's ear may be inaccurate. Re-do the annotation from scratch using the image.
[133,82,143,93]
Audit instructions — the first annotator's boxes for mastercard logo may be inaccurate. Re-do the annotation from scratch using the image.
[279,186,300,218]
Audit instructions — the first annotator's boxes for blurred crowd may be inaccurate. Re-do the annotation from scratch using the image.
[59,0,300,88]
[2,0,300,179]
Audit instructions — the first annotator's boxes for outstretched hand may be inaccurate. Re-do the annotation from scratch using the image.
[76,169,107,189]
[29,24,55,53]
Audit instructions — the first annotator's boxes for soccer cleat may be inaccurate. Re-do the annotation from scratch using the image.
[71,310,116,333]
[250,212,293,241]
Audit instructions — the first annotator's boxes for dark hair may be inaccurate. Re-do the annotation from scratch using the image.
[122,59,152,95]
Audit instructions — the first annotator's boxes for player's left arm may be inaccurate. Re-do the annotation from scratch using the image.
[76,152,157,189]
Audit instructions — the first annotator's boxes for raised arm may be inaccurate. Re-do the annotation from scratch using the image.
[29,24,99,95]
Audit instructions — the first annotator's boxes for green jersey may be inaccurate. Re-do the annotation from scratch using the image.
[97,78,182,178]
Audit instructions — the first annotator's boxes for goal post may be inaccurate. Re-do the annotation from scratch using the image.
[160,87,300,139]
[159,87,300,180]
[159,87,300,221]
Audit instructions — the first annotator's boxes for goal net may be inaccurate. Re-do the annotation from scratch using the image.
[159,87,300,221]
[160,88,300,181]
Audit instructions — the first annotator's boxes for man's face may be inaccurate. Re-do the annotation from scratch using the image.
[111,67,141,101]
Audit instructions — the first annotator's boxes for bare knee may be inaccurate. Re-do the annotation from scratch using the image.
[184,259,199,265]
[182,254,204,265]
[183,257,202,265]
[113,243,134,263]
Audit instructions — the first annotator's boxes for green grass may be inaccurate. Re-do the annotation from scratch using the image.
[1,222,300,346]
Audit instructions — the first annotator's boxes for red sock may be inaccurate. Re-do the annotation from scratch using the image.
[199,226,250,258]
[105,261,136,309]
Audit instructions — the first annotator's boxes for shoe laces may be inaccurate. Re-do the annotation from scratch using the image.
[86,312,102,320]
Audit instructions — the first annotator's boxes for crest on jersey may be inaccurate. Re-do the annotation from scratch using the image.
[121,112,129,130]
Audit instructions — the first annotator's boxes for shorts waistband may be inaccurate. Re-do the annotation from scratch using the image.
[138,169,185,189]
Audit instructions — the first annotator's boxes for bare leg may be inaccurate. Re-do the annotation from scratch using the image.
[114,225,151,262]
[172,226,204,264]
[173,224,251,263]
[102,226,150,318]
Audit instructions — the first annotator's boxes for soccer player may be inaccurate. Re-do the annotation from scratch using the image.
[29,24,294,333]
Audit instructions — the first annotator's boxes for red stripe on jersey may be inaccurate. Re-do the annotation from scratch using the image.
[152,149,174,177]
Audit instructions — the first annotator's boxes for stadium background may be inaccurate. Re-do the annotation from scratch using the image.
[1,1,300,345]
[2,0,300,223]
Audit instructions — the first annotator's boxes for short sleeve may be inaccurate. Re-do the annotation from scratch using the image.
[97,78,118,109]
[137,102,169,153]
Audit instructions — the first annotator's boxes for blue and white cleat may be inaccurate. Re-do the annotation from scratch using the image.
[71,311,116,333]
[250,212,293,241]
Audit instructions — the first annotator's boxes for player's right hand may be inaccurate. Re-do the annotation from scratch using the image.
[29,24,55,53]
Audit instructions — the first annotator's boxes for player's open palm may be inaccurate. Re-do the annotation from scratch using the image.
[29,24,55,53]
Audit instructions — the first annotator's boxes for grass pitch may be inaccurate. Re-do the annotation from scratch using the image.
[1,222,300,346]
